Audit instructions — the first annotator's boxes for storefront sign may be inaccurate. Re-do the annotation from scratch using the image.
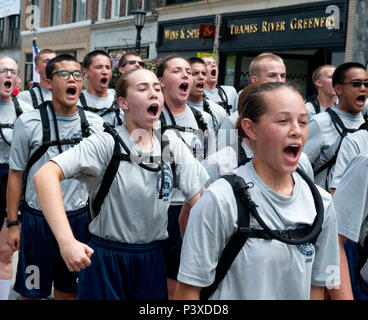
[157,16,216,52]
[220,0,347,52]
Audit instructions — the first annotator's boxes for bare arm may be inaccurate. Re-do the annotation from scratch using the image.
[310,285,325,300]
[33,161,94,272]
[178,188,203,238]
[174,281,201,300]
[6,169,24,251]
[326,235,354,300]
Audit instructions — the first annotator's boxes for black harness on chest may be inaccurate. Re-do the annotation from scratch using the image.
[200,168,324,300]
[79,92,123,126]
[0,95,23,146]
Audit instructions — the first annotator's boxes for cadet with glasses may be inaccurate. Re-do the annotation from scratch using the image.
[32,68,209,300]
[6,54,104,300]
[175,82,342,300]
[0,56,33,300]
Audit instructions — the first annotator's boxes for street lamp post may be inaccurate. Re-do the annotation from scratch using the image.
[133,9,146,55]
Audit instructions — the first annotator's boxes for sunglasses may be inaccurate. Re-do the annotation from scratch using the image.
[122,60,144,67]
[342,80,368,88]
[51,70,84,82]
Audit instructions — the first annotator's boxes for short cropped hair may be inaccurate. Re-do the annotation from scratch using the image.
[34,49,56,66]
[118,52,142,68]
[249,53,284,77]
[83,50,111,69]
[46,54,80,79]
[187,57,206,67]
[332,62,367,87]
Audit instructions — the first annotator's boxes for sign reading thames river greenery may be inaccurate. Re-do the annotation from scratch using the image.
[220,0,347,51]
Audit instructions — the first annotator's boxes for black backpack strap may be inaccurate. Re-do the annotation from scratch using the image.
[29,88,39,108]
[189,106,209,159]
[78,107,91,138]
[0,96,23,146]
[237,137,252,167]
[216,85,232,115]
[91,124,128,217]
[79,92,88,108]
[26,102,51,172]
[306,95,321,114]
[200,174,252,300]
[12,95,23,118]
[203,96,218,130]
[314,108,356,178]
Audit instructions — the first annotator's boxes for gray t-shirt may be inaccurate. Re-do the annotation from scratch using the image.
[333,152,368,283]
[218,111,239,149]
[204,85,239,114]
[303,106,364,190]
[186,99,226,133]
[0,99,33,164]
[77,89,124,127]
[330,129,368,189]
[9,106,104,211]
[178,161,340,299]
[17,87,52,108]
[160,105,214,205]
[52,126,209,243]
[305,101,327,121]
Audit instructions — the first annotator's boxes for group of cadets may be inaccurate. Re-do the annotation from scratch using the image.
[0,47,368,301]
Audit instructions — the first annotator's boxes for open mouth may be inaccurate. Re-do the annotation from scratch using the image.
[283,144,300,162]
[179,82,188,93]
[100,78,108,85]
[196,82,204,89]
[66,86,77,96]
[4,81,11,90]
[211,69,217,77]
[147,104,159,117]
[357,95,366,105]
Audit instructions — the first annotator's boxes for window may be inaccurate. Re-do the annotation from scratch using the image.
[25,53,34,85]
[98,0,107,20]
[8,15,20,46]
[111,0,121,18]
[0,18,4,46]
[127,0,152,15]
[72,0,87,22]
[50,0,62,26]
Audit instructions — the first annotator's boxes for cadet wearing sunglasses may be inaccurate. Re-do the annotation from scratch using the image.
[342,80,368,88]
[304,62,367,193]
[118,52,144,75]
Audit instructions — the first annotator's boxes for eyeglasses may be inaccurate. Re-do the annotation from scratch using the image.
[51,70,84,82]
[122,60,144,68]
[342,80,368,88]
[0,68,18,76]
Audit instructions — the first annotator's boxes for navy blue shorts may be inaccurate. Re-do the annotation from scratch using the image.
[354,274,368,300]
[14,204,90,298]
[77,235,168,300]
[164,205,182,280]
[344,239,361,289]
[0,164,9,228]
